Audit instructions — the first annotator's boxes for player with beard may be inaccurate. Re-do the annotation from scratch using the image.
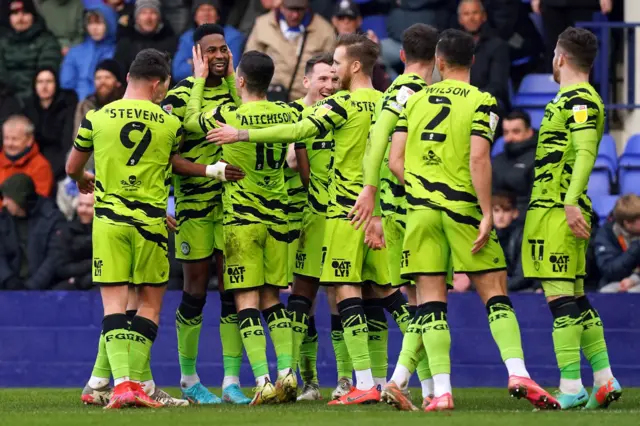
[209,34,414,406]
[160,24,251,405]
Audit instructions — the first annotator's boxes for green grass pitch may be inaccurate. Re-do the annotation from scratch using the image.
[1,388,638,426]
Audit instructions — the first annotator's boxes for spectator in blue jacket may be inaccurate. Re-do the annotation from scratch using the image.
[596,194,640,293]
[172,0,244,82]
[0,173,64,290]
[59,3,118,101]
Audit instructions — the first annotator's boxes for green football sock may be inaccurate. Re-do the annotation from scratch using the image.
[102,314,130,380]
[382,290,411,333]
[140,357,153,382]
[416,357,432,382]
[299,316,319,384]
[364,299,388,379]
[239,308,269,379]
[129,316,157,382]
[220,291,243,378]
[263,303,293,372]
[338,298,371,372]
[91,333,111,379]
[176,292,206,377]
[549,296,582,380]
[576,296,611,372]
[287,295,312,373]
[486,296,524,361]
[331,314,353,379]
[420,302,451,376]
[396,314,425,374]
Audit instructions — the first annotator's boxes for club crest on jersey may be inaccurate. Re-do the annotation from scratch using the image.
[489,112,499,132]
[396,86,415,105]
[162,104,173,115]
[316,103,332,117]
[572,105,588,124]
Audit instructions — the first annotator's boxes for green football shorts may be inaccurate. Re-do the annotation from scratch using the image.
[92,217,169,286]
[522,207,589,291]
[319,218,390,286]
[223,222,289,291]
[382,213,410,287]
[288,219,302,284]
[401,207,506,279]
[174,201,223,261]
[294,209,327,280]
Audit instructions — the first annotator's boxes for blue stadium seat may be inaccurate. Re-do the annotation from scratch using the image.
[513,93,553,108]
[526,109,545,129]
[591,195,618,225]
[619,134,640,194]
[492,136,505,157]
[517,74,559,95]
[620,169,640,195]
[361,15,388,40]
[588,169,611,196]
[594,134,618,178]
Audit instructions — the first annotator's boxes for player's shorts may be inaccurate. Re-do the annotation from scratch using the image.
[223,222,289,291]
[401,207,506,279]
[93,217,169,286]
[382,214,410,287]
[174,202,223,261]
[522,207,589,296]
[294,209,327,280]
[288,218,302,284]
[319,218,390,286]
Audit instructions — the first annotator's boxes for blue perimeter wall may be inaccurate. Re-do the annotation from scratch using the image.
[0,292,638,388]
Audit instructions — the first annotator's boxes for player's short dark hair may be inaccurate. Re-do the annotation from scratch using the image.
[504,110,531,129]
[193,23,225,44]
[237,50,274,95]
[402,24,438,63]
[436,29,475,69]
[128,49,171,82]
[557,27,598,73]
[305,53,334,76]
[492,191,517,211]
[335,33,380,77]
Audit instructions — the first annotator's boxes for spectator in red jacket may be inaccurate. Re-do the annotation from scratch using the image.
[0,114,54,201]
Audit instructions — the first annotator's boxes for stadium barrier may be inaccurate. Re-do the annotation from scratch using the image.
[0,292,638,388]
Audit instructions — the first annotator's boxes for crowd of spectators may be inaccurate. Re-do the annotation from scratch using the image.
[0,0,630,291]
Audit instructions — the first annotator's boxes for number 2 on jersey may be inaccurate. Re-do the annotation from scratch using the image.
[421,96,451,143]
[120,121,152,166]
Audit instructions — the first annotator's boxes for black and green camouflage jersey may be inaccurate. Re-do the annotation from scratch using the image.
[160,75,239,226]
[74,99,181,229]
[396,79,498,211]
[285,98,308,223]
[184,78,293,227]
[529,82,604,213]
[373,73,427,217]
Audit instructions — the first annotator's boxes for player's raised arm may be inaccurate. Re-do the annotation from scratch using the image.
[183,45,215,133]
[66,113,95,193]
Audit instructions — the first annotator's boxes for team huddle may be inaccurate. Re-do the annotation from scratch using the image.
[67,21,622,412]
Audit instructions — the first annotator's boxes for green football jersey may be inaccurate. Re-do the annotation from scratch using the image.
[184,78,293,226]
[529,82,604,212]
[160,76,239,218]
[74,99,181,226]
[285,98,308,223]
[396,79,498,211]
[373,73,427,216]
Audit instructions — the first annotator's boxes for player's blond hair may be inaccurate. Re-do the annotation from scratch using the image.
[613,194,640,224]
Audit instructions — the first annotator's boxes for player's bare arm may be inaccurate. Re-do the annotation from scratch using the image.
[286,143,298,171]
[170,154,245,181]
[66,148,95,194]
[388,131,407,184]
[294,145,311,187]
[469,135,494,254]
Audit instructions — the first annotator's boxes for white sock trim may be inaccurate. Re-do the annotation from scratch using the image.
[355,369,374,390]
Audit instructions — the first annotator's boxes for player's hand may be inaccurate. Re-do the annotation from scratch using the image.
[619,277,635,292]
[226,50,234,76]
[192,44,209,79]
[366,29,379,45]
[600,0,612,14]
[348,185,377,231]
[472,215,493,254]
[166,214,177,232]
[364,216,386,250]
[564,205,590,240]
[225,163,245,181]
[531,0,541,14]
[76,170,95,194]
[207,121,240,145]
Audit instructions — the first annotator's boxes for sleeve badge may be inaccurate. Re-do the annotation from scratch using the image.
[396,86,415,105]
[489,111,499,132]
[572,105,588,124]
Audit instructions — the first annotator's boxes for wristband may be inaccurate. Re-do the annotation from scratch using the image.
[205,162,227,181]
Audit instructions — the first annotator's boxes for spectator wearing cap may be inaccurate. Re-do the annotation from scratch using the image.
[0,115,54,202]
[114,0,178,76]
[245,0,335,102]
[35,0,84,55]
[172,0,245,82]
[0,173,64,290]
[60,3,118,102]
[22,67,78,182]
[0,0,62,104]
[331,0,389,91]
